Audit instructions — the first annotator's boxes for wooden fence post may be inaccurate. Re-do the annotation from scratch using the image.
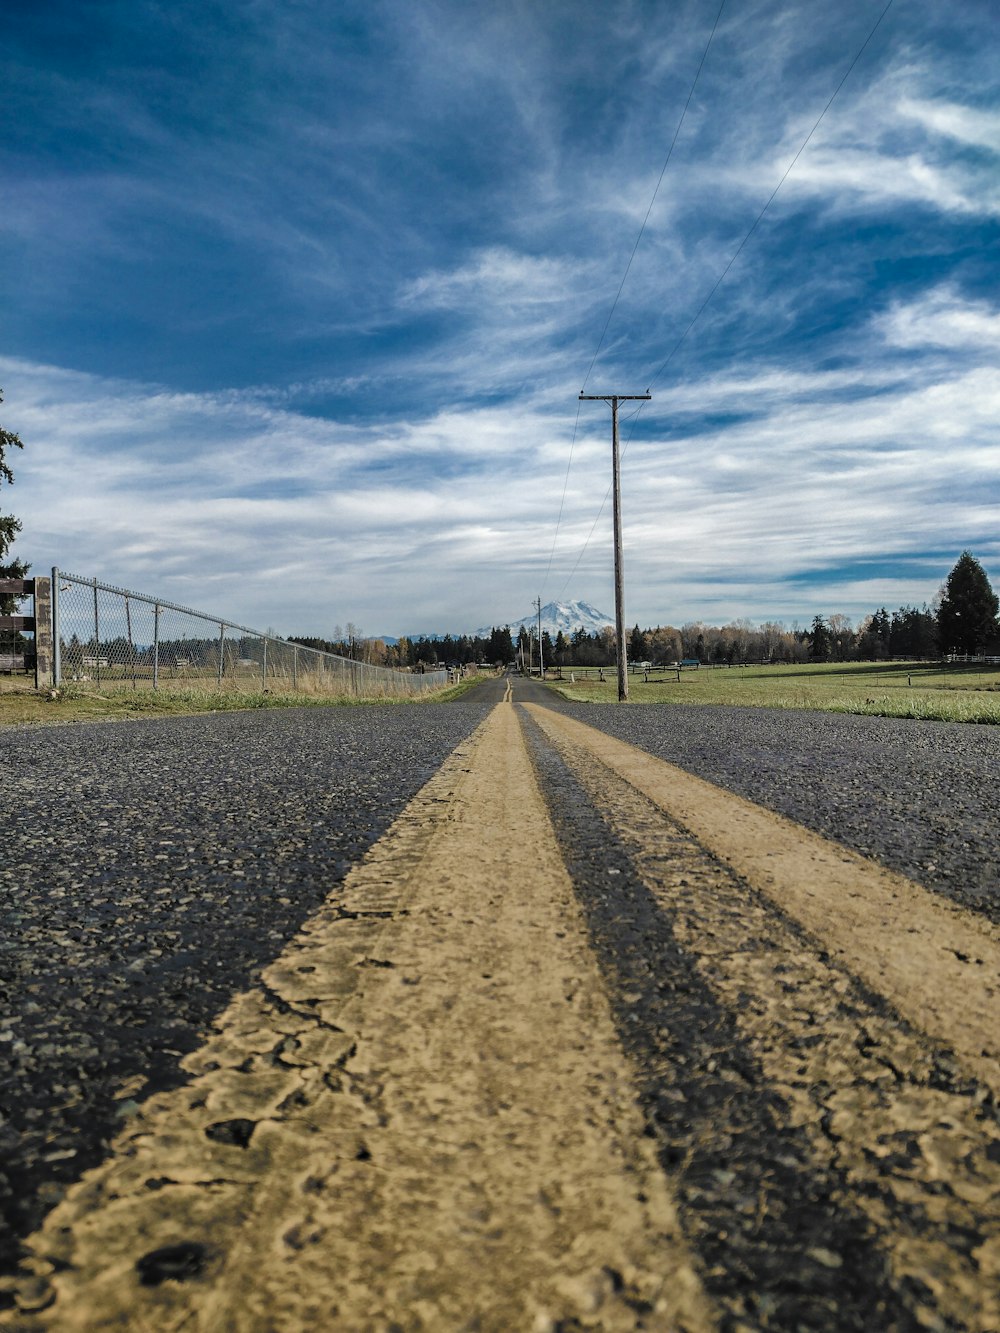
[33,576,53,688]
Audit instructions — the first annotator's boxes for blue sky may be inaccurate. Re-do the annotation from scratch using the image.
[2,0,998,636]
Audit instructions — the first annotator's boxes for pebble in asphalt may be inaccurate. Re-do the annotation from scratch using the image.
[0,687,502,1276]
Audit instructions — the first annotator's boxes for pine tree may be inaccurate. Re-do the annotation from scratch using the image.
[809,615,831,661]
[937,552,999,655]
[1,390,28,615]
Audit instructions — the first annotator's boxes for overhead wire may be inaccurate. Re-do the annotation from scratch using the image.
[643,0,896,397]
[579,0,728,396]
[557,0,896,598]
[539,0,727,602]
[540,397,582,595]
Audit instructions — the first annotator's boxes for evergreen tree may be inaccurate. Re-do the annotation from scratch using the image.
[856,608,892,660]
[937,552,999,655]
[889,606,937,659]
[1,390,27,614]
[517,625,530,669]
[872,607,891,657]
[487,625,514,664]
[809,615,831,661]
[571,626,601,666]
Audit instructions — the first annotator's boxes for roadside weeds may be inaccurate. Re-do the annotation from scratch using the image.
[0,675,488,728]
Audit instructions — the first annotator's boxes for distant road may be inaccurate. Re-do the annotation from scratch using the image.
[2,678,997,1330]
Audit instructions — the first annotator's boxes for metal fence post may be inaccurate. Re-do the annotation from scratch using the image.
[217,623,226,688]
[125,594,136,688]
[153,603,160,690]
[92,577,101,685]
[292,643,298,690]
[262,637,267,689]
[51,567,61,687]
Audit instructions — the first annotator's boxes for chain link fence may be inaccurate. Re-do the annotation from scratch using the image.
[52,569,448,699]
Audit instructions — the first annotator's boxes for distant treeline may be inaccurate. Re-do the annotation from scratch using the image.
[297,552,1000,669]
[289,606,953,670]
[289,625,517,669]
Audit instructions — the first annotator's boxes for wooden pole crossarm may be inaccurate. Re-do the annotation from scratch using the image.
[578,394,651,402]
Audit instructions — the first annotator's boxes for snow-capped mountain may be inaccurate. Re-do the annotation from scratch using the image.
[473,600,613,641]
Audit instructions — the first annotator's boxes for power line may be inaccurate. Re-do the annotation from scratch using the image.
[558,0,896,593]
[579,0,728,395]
[542,0,727,601]
[540,397,582,594]
[644,0,896,395]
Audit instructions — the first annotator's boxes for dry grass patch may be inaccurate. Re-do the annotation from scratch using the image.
[0,673,485,728]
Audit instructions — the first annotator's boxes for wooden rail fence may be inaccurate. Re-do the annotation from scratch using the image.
[0,577,53,688]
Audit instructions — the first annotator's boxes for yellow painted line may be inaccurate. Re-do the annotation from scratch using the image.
[525,705,1000,1093]
[3,704,713,1332]
[533,719,1000,1332]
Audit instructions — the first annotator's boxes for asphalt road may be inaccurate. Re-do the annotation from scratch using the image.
[525,680,1000,925]
[0,685,504,1274]
[1,679,998,1329]
[520,695,999,1331]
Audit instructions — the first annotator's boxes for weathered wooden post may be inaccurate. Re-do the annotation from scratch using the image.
[33,576,53,688]
[51,567,61,685]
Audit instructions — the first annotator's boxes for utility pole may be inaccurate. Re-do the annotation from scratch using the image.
[536,594,544,679]
[579,392,651,702]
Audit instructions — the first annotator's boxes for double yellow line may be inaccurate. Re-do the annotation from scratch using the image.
[5,695,998,1331]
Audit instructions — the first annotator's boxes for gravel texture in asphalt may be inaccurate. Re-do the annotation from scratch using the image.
[523,682,1000,925]
[3,679,998,1309]
[0,685,502,1275]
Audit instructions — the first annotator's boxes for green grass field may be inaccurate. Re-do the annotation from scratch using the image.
[546,660,1000,724]
[0,673,486,728]
[7,661,998,727]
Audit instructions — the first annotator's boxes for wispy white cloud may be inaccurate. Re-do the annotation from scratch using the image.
[878,286,1000,350]
[399,248,591,314]
[6,273,1000,632]
[3,1,999,634]
[895,97,1000,152]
